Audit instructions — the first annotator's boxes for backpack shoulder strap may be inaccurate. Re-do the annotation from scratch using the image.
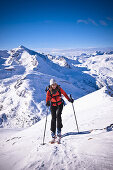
[57,85,61,96]
[45,85,52,97]
[48,89,52,98]
[45,85,50,92]
[46,85,61,98]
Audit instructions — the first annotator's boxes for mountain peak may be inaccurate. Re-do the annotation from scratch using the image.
[19,45,28,50]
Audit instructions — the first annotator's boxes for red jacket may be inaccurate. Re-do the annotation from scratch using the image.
[46,87,70,106]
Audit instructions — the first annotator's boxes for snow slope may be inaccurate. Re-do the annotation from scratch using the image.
[0,87,113,170]
[76,53,113,88]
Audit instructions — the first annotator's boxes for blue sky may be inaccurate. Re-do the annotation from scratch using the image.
[0,0,113,50]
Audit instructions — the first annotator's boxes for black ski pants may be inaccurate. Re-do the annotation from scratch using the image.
[50,103,63,133]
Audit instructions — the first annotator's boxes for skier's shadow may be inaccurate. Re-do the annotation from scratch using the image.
[62,130,91,138]
[62,124,113,138]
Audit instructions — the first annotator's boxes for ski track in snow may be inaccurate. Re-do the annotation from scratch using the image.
[1,126,113,170]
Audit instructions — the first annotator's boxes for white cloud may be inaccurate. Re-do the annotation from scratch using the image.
[106,17,113,21]
[99,20,108,26]
[77,18,98,26]
[77,19,88,24]
[88,18,98,26]
[77,18,108,27]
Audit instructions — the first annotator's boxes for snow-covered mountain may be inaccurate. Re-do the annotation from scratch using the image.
[0,45,113,128]
[0,45,113,170]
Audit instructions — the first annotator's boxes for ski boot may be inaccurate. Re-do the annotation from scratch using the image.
[57,129,61,144]
[49,132,56,144]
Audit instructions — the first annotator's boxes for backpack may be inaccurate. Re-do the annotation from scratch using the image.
[45,85,61,97]
[45,85,65,106]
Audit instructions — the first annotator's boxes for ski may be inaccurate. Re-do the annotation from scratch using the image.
[49,136,61,144]
[56,137,61,144]
[49,138,56,144]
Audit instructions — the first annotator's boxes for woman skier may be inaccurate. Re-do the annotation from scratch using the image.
[46,78,74,143]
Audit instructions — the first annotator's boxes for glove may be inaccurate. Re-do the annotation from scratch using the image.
[46,101,50,106]
[69,98,74,103]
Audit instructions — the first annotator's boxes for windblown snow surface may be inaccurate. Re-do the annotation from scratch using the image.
[0,46,113,170]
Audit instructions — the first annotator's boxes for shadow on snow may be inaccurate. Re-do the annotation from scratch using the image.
[62,130,91,138]
[62,124,113,138]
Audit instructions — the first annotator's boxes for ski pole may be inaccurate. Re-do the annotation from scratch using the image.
[42,107,49,145]
[70,94,79,133]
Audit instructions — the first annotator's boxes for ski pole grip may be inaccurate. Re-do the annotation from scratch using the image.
[70,94,72,99]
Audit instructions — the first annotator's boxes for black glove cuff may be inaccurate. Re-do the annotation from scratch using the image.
[46,101,50,106]
[69,98,74,103]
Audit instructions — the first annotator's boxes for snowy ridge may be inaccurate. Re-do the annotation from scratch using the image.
[47,54,70,68]
[0,87,113,170]
[0,46,113,128]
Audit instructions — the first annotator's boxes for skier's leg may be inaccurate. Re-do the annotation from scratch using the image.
[56,103,63,137]
[50,105,57,137]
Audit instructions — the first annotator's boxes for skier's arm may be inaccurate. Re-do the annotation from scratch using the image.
[60,87,70,101]
[46,90,51,103]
